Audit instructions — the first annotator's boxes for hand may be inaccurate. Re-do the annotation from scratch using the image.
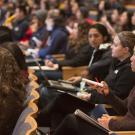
[53,64,59,70]
[6,22,13,29]
[30,22,38,32]
[20,41,29,47]
[89,81,110,96]
[67,76,82,84]
[45,59,54,67]
[98,114,111,129]
[101,15,108,24]
[99,1,105,10]
[81,69,89,78]
[77,92,91,101]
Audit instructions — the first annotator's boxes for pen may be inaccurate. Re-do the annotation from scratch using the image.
[95,77,99,83]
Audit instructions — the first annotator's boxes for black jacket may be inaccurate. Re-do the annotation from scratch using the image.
[88,47,112,81]
[57,45,93,67]
[90,57,135,104]
[38,26,69,59]
[12,18,29,41]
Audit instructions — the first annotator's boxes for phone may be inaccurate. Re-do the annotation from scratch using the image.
[82,78,103,87]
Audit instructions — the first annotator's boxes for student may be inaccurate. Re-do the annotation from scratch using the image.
[52,34,135,135]
[0,42,29,85]
[44,20,92,80]
[45,23,112,80]
[28,9,48,49]
[0,42,27,70]
[38,15,69,59]
[10,5,29,41]
[0,47,26,135]
[131,12,135,32]
[118,10,133,32]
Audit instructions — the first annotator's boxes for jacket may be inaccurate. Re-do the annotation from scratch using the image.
[57,45,93,67]
[12,18,29,41]
[38,26,69,59]
[88,47,112,81]
[90,57,135,104]
[29,25,48,48]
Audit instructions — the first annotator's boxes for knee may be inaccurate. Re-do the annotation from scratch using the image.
[64,114,76,124]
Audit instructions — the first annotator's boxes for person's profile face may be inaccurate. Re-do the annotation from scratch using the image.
[0,0,3,7]
[15,8,24,20]
[119,12,128,25]
[111,9,119,23]
[88,28,104,49]
[111,35,129,60]
[131,12,135,25]
[130,46,135,72]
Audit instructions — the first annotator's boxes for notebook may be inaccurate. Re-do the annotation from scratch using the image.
[48,80,78,93]
[74,109,114,134]
[56,91,95,111]
[28,66,56,70]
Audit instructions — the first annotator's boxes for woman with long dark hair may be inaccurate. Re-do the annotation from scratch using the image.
[0,47,26,135]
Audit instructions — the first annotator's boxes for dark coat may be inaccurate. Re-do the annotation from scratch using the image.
[38,26,69,59]
[58,45,93,67]
[90,58,135,104]
[12,18,29,41]
[88,47,112,81]
[29,25,48,48]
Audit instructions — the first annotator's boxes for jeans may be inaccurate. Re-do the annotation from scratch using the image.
[90,104,108,119]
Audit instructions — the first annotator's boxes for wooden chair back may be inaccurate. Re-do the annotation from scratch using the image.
[62,66,87,80]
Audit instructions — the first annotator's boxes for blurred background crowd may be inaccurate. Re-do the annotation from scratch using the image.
[0,0,134,60]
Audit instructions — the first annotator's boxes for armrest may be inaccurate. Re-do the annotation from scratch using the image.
[52,54,65,61]
[29,73,38,81]
[28,66,57,71]
[109,117,135,135]
[28,68,35,74]
[62,66,87,80]
[110,116,123,119]
[104,104,113,109]
[114,131,135,135]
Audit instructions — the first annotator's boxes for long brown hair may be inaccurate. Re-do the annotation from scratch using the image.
[69,20,91,53]
[0,47,26,104]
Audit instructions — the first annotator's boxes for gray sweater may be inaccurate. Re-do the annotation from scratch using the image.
[107,87,135,131]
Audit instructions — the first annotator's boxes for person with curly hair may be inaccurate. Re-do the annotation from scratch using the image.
[0,47,26,135]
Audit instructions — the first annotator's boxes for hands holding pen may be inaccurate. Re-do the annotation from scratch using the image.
[89,81,110,96]
[76,78,110,101]
[45,59,59,70]
[81,78,110,96]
